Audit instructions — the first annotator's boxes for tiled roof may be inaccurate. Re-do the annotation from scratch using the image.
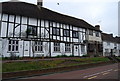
[102,33,120,43]
[1,1,101,31]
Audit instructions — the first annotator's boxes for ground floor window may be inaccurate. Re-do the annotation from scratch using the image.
[81,45,85,54]
[8,40,19,52]
[65,43,71,52]
[105,49,109,53]
[34,41,43,52]
[54,42,60,52]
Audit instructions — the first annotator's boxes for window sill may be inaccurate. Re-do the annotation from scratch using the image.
[7,51,19,53]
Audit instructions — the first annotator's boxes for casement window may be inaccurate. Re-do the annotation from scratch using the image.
[26,25,37,36]
[96,31,100,37]
[53,27,60,36]
[8,40,19,52]
[73,31,79,38]
[105,49,109,53]
[65,43,71,52]
[34,41,43,52]
[114,43,117,47]
[54,42,60,52]
[107,42,110,46]
[89,30,93,36]
[81,45,85,54]
[64,29,70,37]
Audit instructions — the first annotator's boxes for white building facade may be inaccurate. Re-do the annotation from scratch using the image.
[0,1,102,57]
[102,33,120,56]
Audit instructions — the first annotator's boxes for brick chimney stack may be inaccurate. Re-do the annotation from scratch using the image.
[37,0,43,7]
[95,25,100,30]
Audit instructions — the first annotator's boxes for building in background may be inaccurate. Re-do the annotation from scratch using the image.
[86,25,103,57]
[102,33,120,56]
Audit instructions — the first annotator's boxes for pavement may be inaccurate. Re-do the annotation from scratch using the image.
[23,63,119,79]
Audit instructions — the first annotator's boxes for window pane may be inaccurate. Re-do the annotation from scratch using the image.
[9,40,12,44]
[16,46,18,51]
[8,45,11,51]
[12,46,14,51]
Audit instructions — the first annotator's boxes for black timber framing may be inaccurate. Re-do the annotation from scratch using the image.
[19,15,22,38]
[0,13,3,37]
[48,21,51,57]
[36,18,39,38]
[26,17,29,38]
[6,14,9,37]
[13,15,16,37]
[39,19,41,40]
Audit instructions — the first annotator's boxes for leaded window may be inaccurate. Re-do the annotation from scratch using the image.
[34,41,43,52]
[89,30,93,36]
[64,29,70,37]
[65,43,71,52]
[8,40,19,52]
[73,31,79,38]
[53,27,60,36]
[54,42,60,52]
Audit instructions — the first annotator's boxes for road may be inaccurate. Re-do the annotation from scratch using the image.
[24,63,119,79]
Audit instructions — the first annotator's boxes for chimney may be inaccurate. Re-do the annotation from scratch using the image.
[95,25,100,30]
[37,0,43,7]
[109,34,113,37]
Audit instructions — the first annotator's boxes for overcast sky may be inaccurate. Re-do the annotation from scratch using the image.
[0,0,119,36]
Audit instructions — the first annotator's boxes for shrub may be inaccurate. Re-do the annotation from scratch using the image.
[82,54,90,57]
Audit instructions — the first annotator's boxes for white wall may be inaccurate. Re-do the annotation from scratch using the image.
[0,13,88,57]
[103,41,119,56]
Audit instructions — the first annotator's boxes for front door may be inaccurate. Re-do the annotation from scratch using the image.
[74,45,79,56]
[23,41,30,57]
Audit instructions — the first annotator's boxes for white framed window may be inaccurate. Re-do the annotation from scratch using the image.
[73,31,79,38]
[81,45,85,54]
[34,41,43,52]
[64,29,70,37]
[54,42,60,52]
[107,42,110,46]
[53,27,60,36]
[105,49,109,53]
[8,40,19,52]
[65,43,71,52]
[96,31,99,37]
[89,30,93,36]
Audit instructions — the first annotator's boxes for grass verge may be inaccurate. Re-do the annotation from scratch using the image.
[2,57,110,73]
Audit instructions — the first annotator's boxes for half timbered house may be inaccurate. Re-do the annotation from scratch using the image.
[0,0,102,57]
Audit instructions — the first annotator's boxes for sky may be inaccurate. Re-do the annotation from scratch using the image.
[0,0,119,36]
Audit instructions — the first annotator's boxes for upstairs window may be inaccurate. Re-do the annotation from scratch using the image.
[53,27,60,36]
[73,31,79,38]
[81,45,85,54]
[8,40,19,52]
[64,29,70,37]
[34,41,43,52]
[107,42,110,46]
[26,25,37,36]
[114,43,117,47]
[89,30,93,36]
[96,31,100,37]
[54,42,60,52]
[65,43,71,52]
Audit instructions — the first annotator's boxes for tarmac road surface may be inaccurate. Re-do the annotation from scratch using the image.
[24,63,119,79]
